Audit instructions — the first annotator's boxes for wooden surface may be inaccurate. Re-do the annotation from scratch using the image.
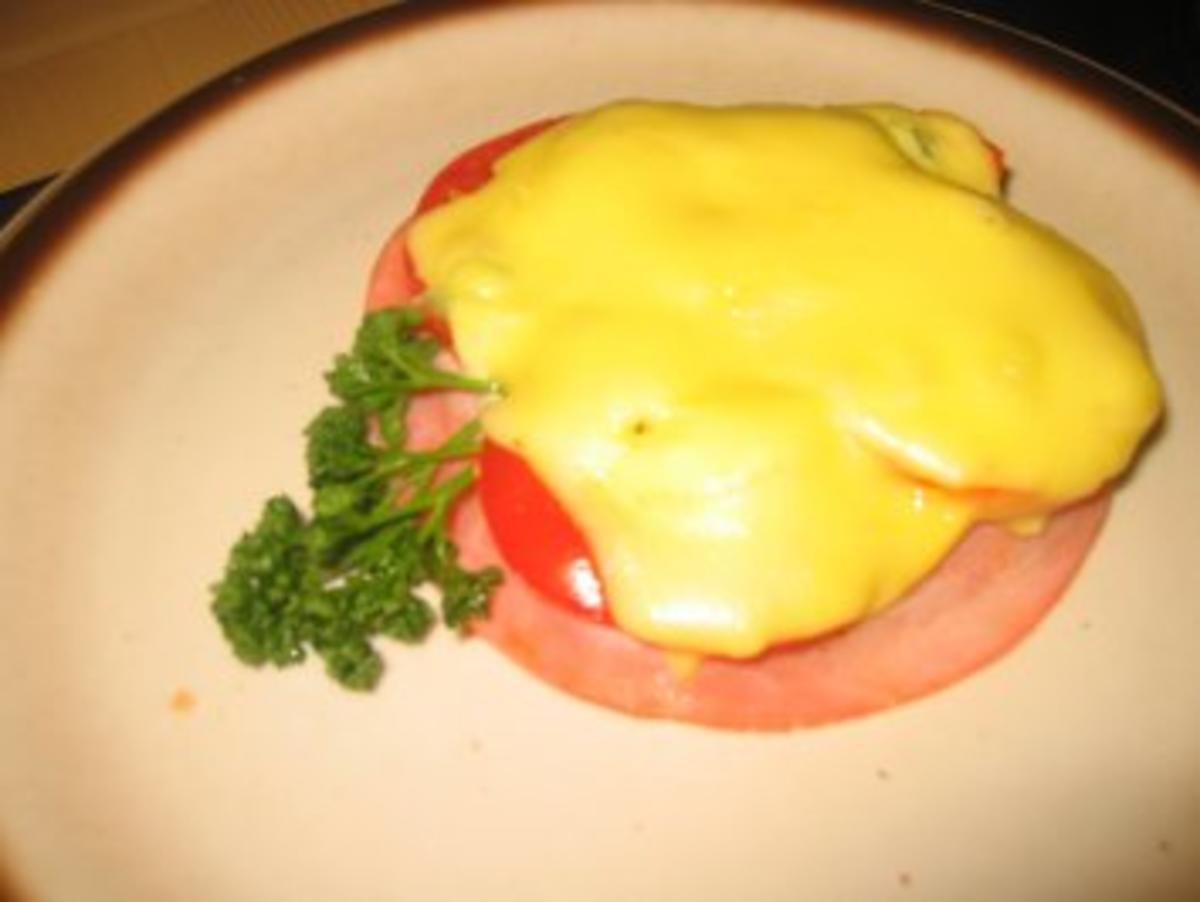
[1,2,1193,193]
[0,0,395,190]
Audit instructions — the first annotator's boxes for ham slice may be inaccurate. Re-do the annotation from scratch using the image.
[366,121,1110,729]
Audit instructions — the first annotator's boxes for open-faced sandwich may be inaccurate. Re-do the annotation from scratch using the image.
[214,101,1162,730]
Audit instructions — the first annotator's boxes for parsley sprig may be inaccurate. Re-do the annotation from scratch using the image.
[211,308,502,690]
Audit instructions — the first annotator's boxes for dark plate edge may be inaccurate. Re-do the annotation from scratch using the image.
[0,1,1197,898]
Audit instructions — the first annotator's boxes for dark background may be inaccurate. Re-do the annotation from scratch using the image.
[1,1,1198,227]
[930,0,1200,114]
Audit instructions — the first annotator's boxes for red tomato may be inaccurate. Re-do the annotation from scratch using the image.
[366,119,560,333]
[414,118,562,215]
[985,139,1007,179]
[366,112,1108,729]
[381,117,1026,625]
[369,116,611,621]
[478,440,608,621]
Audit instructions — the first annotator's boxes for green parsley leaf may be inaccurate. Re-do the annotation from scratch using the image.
[211,308,501,690]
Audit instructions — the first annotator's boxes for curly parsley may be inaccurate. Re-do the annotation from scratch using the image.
[211,308,502,690]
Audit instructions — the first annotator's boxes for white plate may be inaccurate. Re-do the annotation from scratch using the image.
[1,2,1198,899]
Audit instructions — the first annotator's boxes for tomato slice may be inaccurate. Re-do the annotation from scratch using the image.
[478,440,608,621]
[369,115,611,620]
[985,139,1007,179]
[414,117,563,215]
[377,110,1023,627]
[365,116,560,321]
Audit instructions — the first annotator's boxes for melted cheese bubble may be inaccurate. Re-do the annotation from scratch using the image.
[410,101,1162,658]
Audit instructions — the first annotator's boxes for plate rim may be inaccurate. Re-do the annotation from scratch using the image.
[1,2,1196,899]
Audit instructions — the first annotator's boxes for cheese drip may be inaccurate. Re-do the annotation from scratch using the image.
[409,101,1162,658]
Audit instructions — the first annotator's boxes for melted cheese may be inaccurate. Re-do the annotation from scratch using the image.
[409,101,1162,658]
